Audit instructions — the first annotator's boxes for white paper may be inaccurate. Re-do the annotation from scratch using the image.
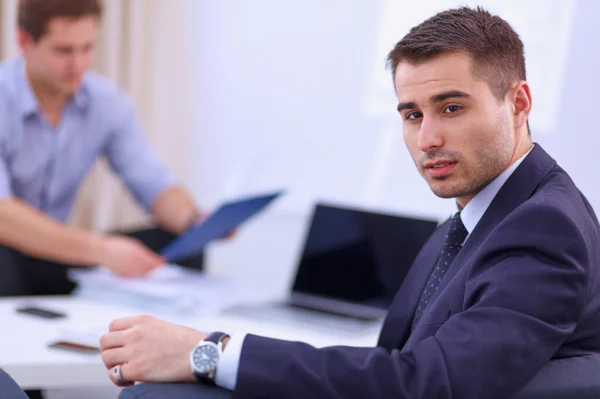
[68,264,249,317]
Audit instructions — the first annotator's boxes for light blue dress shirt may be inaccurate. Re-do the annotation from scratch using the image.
[215,145,535,391]
[0,57,177,222]
[461,145,534,238]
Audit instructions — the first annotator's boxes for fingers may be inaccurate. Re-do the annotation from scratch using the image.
[108,314,157,333]
[225,229,237,239]
[124,253,162,277]
[103,237,158,278]
[136,260,163,276]
[102,315,200,385]
[99,329,128,350]
[142,248,165,266]
[101,347,129,369]
[119,237,163,273]
[108,316,138,332]
[143,257,164,273]
[108,364,135,387]
[136,243,166,272]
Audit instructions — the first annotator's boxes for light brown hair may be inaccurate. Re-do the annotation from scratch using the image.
[18,0,103,42]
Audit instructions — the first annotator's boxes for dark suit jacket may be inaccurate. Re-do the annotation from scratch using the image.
[0,370,27,399]
[232,145,600,399]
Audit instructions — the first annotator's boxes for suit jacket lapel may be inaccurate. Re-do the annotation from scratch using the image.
[425,145,556,309]
[378,144,557,350]
[377,223,448,350]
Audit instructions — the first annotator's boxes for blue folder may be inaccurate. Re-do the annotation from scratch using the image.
[160,190,285,262]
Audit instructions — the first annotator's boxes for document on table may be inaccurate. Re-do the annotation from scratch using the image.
[68,264,250,316]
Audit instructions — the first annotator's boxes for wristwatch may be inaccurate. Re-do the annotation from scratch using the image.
[190,331,230,384]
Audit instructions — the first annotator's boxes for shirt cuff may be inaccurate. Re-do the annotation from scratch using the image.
[215,332,247,391]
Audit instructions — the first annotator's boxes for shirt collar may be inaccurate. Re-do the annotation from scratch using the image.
[71,85,90,110]
[460,144,535,235]
[15,57,90,118]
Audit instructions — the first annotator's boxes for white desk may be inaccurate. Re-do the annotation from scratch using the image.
[0,296,380,391]
[1,297,139,390]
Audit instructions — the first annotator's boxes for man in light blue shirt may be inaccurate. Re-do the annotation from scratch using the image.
[0,0,207,297]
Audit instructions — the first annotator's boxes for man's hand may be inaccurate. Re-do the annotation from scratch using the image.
[98,236,165,277]
[100,315,206,386]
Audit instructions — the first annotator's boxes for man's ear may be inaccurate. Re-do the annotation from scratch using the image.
[17,28,35,53]
[509,81,532,130]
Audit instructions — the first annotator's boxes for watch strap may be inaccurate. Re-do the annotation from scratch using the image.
[205,331,230,345]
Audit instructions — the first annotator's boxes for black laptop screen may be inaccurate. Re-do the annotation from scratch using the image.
[291,204,438,309]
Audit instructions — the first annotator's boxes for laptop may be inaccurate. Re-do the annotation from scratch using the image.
[225,203,439,334]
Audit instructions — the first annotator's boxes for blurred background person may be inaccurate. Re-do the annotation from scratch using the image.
[0,0,207,297]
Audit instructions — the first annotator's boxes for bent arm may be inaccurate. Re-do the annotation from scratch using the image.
[232,204,589,399]
[0,197,106,266]
[104,96,184,226]
[0,127,106,265]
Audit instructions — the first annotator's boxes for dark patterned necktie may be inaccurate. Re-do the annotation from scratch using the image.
[411,212,468,330]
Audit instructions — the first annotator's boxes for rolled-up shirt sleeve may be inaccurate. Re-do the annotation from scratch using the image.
[104,96,178,210]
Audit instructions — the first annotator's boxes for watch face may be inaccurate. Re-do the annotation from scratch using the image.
[192,342,220,374]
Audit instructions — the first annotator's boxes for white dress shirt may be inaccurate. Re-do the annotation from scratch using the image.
[215,145,534,391]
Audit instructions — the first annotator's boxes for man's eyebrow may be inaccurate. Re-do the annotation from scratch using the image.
[397,102,416,113]
[430,90,471,103]
[396,90,471,113]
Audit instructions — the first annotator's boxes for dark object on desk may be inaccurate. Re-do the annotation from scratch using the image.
[25,391,43,399]
[0,226,204,298]
[225,203,439,332]
[120,382,232,399]
[0,369,28,399]
[119,355,600,399]
[160,190,284,263]
[16,305,66,320]
[125,227,205,271]
[292,203,438,307]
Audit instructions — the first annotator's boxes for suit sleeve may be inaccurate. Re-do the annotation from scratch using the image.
[232,202,590,399]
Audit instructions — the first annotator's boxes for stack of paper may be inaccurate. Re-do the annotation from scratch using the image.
[69,264,248,318]
[68,191,285,318]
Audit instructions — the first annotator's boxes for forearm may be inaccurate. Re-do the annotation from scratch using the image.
[0,198,105,266]
[235,335,418,399]
[151,186,200,234]
[232,208,587,398]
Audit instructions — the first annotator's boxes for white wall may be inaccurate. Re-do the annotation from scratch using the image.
[190,0,401,215]
[190,0,600,294]
[534,0,600,204]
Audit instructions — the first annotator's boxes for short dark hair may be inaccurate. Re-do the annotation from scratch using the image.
[386,6,526,100]
[18,0,103,42]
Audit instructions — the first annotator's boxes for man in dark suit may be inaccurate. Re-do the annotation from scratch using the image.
[99,6,600,399]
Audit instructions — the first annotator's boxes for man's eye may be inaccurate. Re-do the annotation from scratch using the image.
[444,105,462,113]
[405,111,422,120]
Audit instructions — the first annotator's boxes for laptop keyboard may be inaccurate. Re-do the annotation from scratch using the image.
[224,303,384,335]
